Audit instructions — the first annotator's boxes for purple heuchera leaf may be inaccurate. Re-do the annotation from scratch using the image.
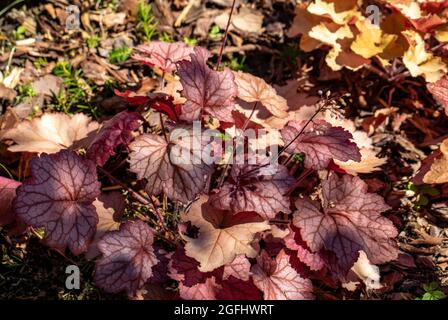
[86,111,143,166]
[293,174,398,280]
[0,177,21,226]
[209,164,293,220]
[94,220,158,295]
[281,120,361,170]
[178,47,236,122]
[133,41,195,73]
[129,126,213,203]
[13,150,100,255]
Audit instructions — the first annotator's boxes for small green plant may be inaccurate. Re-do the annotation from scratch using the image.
[137,1,158,42]
[86,35,100,49]
[183,36,198,46]
[223,55,248,72]
[33,57,48,69]
[159,32,174,43]
[209,25,222,39]
[292,153,305,163]
[405,182,439,210]
[12,25,26,40]
[17,83,36,98]
[416,282,447,300]
[109,46,132,64]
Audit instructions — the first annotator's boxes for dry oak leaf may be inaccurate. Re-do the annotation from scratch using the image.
[419,138,448,184]
[13,150,101,255]
[183,195,270,272]
[209,164,294,220]
[233,71,288,118]
[293,174,398,277]
[133,41,194,73]
[85,192,125,260]
[94,220,158,296]
[252,250,314,300]
[281,119,361,170]
[128,127,213,203]
[178,46,236,122]
[0,177,21,226]
[402,30,447,83]
[2,113,99,154]
[427,76,448,116]
[86,111,143,166]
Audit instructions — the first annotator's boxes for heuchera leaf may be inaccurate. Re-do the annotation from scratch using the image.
[293,174,398,279]
[183,195,270,272]
[0,177,21,226]
[133,41,194,73]
[178,277,219,300]
[87,111,143,166]
[209,164,294,220]
[223,255,251,281]
[178,47,236,122]
[284,225,325,271]
[168,247,215,286]
[251,249,314,300]
[2,113,99,154]
[129,127,213,203]
[427,76,448,116]
[13,150,100,255]
[94,220,158,295]
[281,119,361,170]
[216,276,263,300]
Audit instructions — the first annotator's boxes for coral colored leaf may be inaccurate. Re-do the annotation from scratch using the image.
[209,164,293,220]
[133,41,194,73]
[293,174,398,279]
[233,71,288,118]
[281,119,361,170]
[183,195,270,272]
[223,255,251,281]
[2,113,99,154]
[0,177,21,226]
[13,150,101,255]
[85,192,124,260]
[216,276,263,300]
[129,127,213,203]
[178,47,236,122]
[252,250,314,300]
[86,111,143,166]
[427,77,448,116]
[178,277,219,300]
[94,220,158,295]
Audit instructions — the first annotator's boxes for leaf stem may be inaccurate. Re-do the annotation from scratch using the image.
[97,167,168,232]
[216,0,236,70]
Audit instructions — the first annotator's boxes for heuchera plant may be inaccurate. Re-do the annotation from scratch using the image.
[0,25,399,299]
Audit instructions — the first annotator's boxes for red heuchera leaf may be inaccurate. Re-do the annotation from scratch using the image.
[0,177,21,226]
[216,276,263,300]
[133,41,194,73]
[223,255,251,281]
[427,77,448,116]
[13,150,100,255]
[281,120,361,170]
[178,277,219,300]
[129,127,213,203]
[293,174,398,279]
[178,47,236,122]
[251,249,314,300]
[209,164,293,220]
[94,220,158,295]
[114,89,150,105]
[86,111,143,166]
[284,225,325,271]
[148,247,170,285]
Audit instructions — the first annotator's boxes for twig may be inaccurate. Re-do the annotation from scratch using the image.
[216,0,236,70]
